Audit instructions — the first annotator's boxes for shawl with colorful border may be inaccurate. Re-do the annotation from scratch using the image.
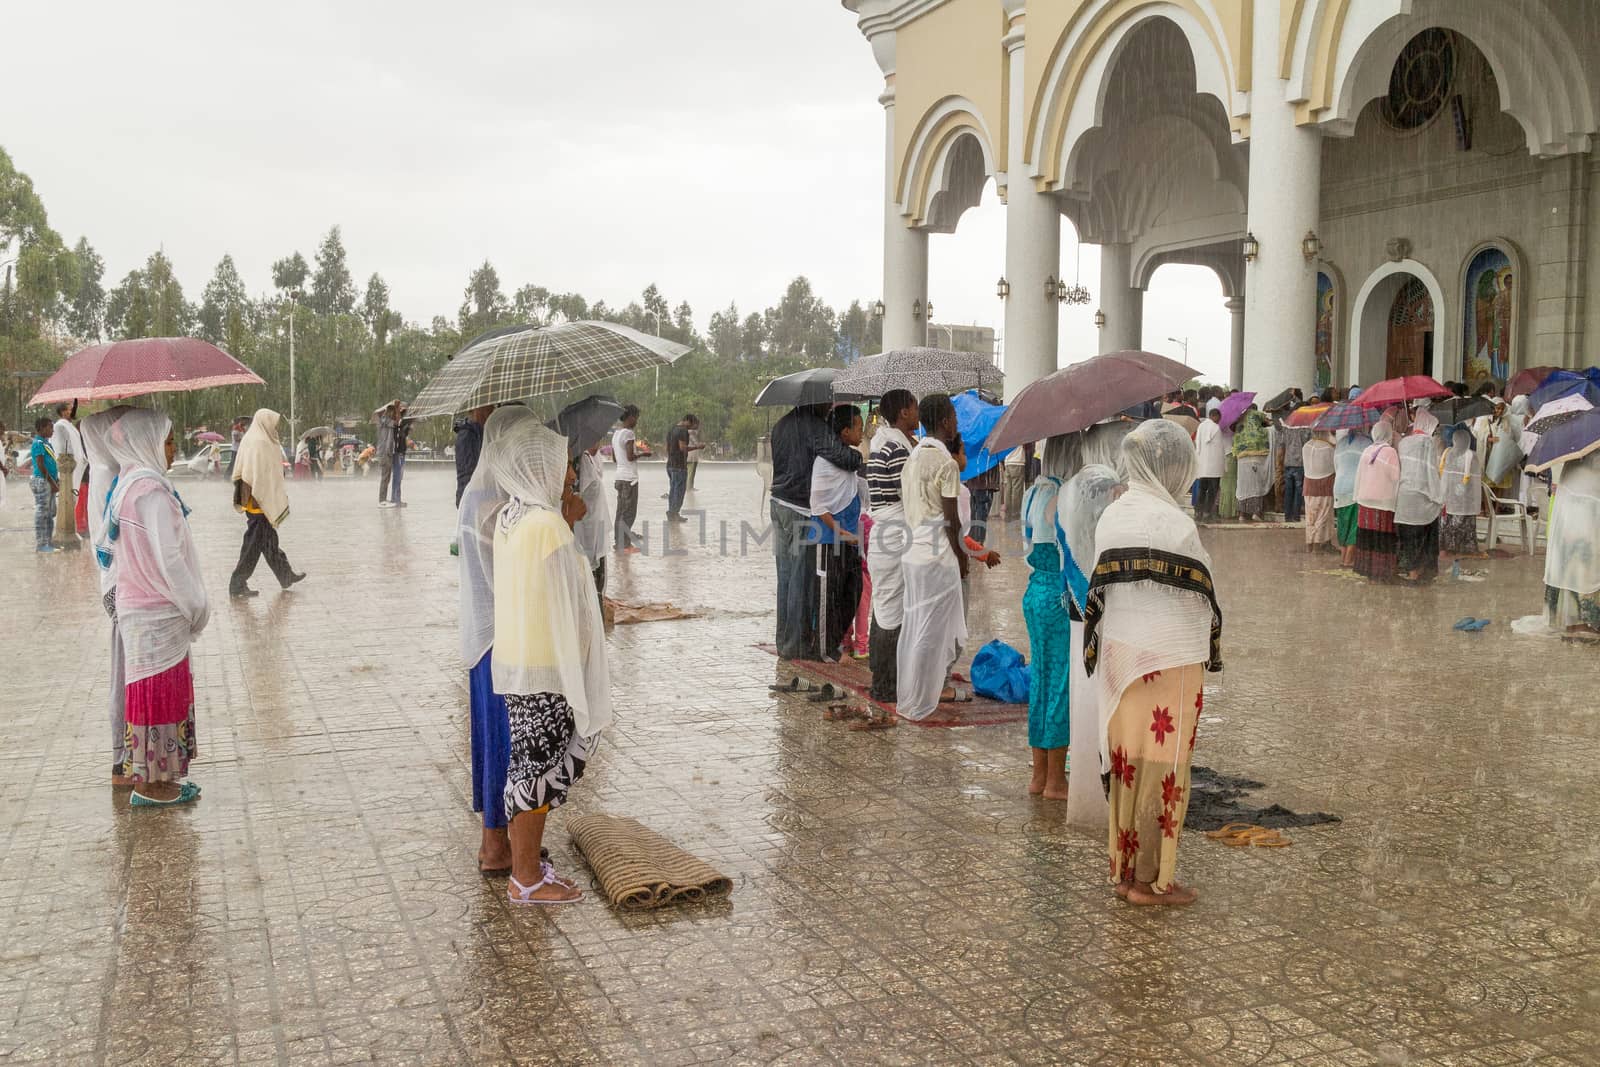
[1082,546,1224,676]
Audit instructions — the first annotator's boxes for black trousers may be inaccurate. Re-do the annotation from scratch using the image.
[231,513,296,593]
[819,540,862,661]
[869,618,899,703]
[1195,477,1221,520]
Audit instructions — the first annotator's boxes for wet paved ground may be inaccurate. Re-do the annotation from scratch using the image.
[2,460,1598,1066]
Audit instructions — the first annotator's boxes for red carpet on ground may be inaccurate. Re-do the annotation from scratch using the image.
[755,644,1026,728]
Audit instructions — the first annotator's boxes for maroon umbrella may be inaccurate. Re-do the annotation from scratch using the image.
[1505,365,1561,401]
[1350,374,1451,410]
[29,337,264,406]
[985,350,1198,453]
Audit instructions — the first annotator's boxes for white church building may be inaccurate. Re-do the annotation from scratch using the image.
[842,0,1600,398]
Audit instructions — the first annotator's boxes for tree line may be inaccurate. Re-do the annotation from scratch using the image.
[0,145,883,455]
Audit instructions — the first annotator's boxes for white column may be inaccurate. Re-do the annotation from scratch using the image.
[1097,242,1142,354]
[1243,1,1320,398]
[1225,296,1245,387]
[1002,14,1060,388]
[879,84,928,350]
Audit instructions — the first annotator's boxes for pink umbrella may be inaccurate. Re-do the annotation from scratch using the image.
[1350,374,1451,410]
[1215,391,1256,430]
[29,337,264,405]
[194,431,225,443]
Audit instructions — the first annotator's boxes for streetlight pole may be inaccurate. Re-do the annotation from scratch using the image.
[288,289,302,445]
[1167,335,1189,363]
[644,310,663,396]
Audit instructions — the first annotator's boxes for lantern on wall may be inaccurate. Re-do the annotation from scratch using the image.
[1241,232,1260,262]
[996,276,1010,300]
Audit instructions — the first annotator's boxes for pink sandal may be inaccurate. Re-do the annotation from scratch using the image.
[507,863,583,906]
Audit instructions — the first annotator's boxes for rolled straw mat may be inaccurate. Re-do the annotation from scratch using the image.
[567,814,733,910]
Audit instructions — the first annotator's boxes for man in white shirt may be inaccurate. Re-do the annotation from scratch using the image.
[895,394,969,720]
[612,405,641,553]
[52,402,85,550]
[1193,407,1225,521]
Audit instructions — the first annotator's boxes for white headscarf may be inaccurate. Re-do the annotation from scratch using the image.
[574,450,611,567]
[490,421,612,738]
[457,406,538,667]
[1058,463,1125,593]
[1020,434,1076,555]
[1089,418,1215,773]
[1333,430,1373,510]
[1439,426,1482,516]
[100,408,184,573]
[82,405,135,593]
[232,408,290,526]
[1395,429,1444,526]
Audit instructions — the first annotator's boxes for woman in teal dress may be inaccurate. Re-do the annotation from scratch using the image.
[1022,436,1074,799]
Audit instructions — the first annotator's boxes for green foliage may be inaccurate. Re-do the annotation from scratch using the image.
[271,251,308,293]
[308,226,356,314]
[65,237,106,340]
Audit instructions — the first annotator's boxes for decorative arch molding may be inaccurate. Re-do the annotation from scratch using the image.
[1456,237,1526,385]
[1026,0,1243,191]
[1132,232,1248,295]
[1348,258,1451,386]
[895,95,1000,231]
[1286,0,1597,155]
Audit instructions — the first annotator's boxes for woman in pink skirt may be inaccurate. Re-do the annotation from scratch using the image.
[103,409,209,807]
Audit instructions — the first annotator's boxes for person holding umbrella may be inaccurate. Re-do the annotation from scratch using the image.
[229,409,305,598]
[376,400,413,508]
[454,404,493,507]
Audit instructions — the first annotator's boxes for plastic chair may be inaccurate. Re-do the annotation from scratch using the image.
[1483,482,1531,554]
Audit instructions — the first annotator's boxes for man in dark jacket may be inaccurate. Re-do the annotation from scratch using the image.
[453,404,492,507]
[769,403,863,660]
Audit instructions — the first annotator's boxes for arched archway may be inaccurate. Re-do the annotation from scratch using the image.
[1350,260,1449,386]
[895,98,999,230]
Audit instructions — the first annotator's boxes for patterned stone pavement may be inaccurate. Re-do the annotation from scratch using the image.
[1,460,1597,1066]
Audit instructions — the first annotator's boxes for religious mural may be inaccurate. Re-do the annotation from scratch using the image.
[1463,247,1514,386]
[1315,273,1334,392]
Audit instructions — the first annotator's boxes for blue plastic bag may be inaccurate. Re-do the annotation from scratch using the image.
[970,639,1030,704]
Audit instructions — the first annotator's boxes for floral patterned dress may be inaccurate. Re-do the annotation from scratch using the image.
[1106,663,1204,893]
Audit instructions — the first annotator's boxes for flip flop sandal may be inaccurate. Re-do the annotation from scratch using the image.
[1452,617,1478,631]
[851,717,896,731]
[507,869,582,906]
[1465,618,1491,631]
[1204,822,1258,841]
[823,703,866,721]
[1221,827,1289,848]
[805,684,841,703]
[130,781,202,808]
[943,686,973,703]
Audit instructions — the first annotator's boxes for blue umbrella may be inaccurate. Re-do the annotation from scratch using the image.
[1529,368,1600,411]
[1526,408,1600,474]
[950,389,1012,480]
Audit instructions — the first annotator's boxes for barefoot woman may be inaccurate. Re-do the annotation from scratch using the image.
[1084,420,1222,906]
[489,421,613,904]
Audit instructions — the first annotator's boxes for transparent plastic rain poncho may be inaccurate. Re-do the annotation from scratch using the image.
[81,404,135,596]
[1332,430,1372,510]
[456,405,538,667]
[488,420,613,738]
[1545,451,1600,618]
[1089,419,1216,773]
[1395,428,1445,526]
[1439,427,1483,517]
[108,409,209,683]
[1355,422,1401,512]
[1021,434,1075,555]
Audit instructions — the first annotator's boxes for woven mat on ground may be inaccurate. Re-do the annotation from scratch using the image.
[607,599,698,625]
[754,644,1026,727]
[567,814,732,910]
[1184,766,1340,832]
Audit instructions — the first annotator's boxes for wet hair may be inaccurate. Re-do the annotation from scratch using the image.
[1183,389,1199,403]
[918,394,956,438]
[682,413,698,426]
[35,416,53,432]
[621,404,640,421]
[879,388,917,425]
[54,402,72,417]
[828,405,860,436]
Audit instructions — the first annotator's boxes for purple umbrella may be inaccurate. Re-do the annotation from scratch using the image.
[1311,402,1382,432]
[1215,391,1255,430]
[1526,409,1600,474]
[984,350,1196,453]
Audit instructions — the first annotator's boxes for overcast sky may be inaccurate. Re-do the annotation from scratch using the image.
[6,0,1229,381]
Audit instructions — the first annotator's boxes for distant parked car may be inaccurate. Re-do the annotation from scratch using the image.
[166,443,234,479]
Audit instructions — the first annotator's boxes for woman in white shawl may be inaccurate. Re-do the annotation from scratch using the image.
[104,409,209,807]
[1083,419,1221,906]
[228,409,304,598]
[1332,429,1372,567]
[1543,451,1600,633]
[82,405,135,783]
[1020,436,1075,798]
[1395,408,1445,582]
[489,420,613,905]
[1058,464,1126,831]
[1438,426,1484,558]
[457,405,537,875]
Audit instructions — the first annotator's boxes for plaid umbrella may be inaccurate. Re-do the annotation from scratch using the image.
[408,321,688,417]
[30,337,264,405]
[1311,402,1381,431]
[832,346,1003,398]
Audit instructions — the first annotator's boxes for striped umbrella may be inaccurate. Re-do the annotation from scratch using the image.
[408,321,689,416]
[832,346,1003,399]
[1285,403,1332,427]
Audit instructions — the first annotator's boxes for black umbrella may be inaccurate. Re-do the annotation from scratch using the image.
[753,368,842,408]
[1428,396,1494,425]
[547,394,625,459]
[1261,388,1301,414]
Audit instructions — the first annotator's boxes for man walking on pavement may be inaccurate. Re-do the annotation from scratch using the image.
[612,405,641,551]
[376,400,414,508]
[52,402,84,550]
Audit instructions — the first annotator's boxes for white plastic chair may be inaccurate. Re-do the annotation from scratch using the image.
[1483,482,1531,554]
